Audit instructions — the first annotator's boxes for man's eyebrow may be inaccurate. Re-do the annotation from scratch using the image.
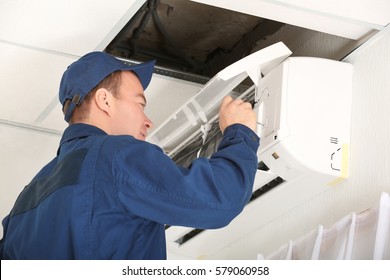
[137,93,147,105]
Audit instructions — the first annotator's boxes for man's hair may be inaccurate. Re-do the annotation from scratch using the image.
[63,70,122,123]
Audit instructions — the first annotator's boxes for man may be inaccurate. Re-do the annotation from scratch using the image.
[0,51,259,259]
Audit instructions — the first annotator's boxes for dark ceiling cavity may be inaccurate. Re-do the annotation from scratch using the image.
[106,0,285,77]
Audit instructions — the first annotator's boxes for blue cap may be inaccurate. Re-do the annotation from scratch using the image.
[59,51,155,122]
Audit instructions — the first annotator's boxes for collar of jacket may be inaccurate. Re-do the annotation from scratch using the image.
[57,123,107,155]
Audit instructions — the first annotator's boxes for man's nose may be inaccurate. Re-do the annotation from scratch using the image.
[145,117,153,129]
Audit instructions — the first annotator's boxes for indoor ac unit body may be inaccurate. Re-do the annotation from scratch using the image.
[255,56,352,190]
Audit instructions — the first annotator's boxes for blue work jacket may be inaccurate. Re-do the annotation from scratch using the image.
[1,123,259,259]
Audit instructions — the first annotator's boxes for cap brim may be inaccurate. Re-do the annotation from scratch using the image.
[119,60,156,90]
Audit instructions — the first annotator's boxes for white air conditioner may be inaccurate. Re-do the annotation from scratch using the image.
[147,42,353,259]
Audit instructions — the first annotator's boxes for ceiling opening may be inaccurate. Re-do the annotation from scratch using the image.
[105,0,360,79]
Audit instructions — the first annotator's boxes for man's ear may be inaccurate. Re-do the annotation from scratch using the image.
[94,88,113,116]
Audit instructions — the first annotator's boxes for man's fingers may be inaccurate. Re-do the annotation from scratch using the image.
[220,95,234,110]
[241,102,253,109]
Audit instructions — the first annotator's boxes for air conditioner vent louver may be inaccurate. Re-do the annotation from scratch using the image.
[249,176,285,203]
[175,229,204,245]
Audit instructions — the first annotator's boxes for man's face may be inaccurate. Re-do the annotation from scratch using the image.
[110,71,153,140]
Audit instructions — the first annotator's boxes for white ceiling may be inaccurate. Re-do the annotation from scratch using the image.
[192,0,390,40]
[0,0,202,134]
[0,0,146,133]
[0,0,146,55]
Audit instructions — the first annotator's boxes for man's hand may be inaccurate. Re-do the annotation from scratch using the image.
[218,96,257,133]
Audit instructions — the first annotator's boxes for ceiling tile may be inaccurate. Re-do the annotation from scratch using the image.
[0,0,146,55]
[0,42,75,127]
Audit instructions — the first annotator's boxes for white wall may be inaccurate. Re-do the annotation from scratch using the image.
[207,26,390,259]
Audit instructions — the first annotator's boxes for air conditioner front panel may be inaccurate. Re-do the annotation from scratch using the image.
[258,57,352,180]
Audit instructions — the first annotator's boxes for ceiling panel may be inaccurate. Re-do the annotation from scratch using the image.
[0,0,146,55]
[191,0,389,39]
[275,0,390,26]
[0,42,74,129]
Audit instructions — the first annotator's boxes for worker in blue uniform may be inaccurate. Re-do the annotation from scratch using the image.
[0,51,259,259]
